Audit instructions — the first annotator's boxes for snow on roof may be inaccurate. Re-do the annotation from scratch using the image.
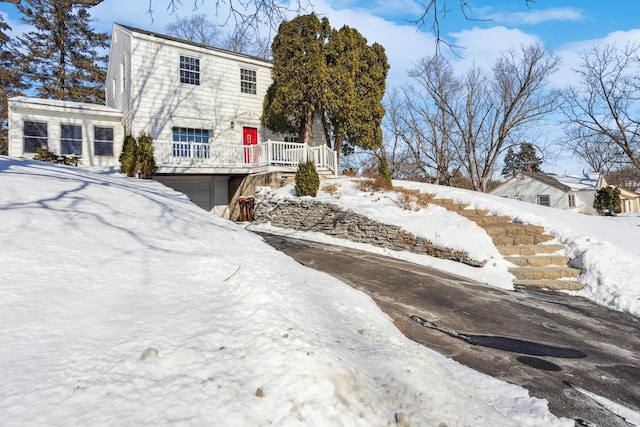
[548,172,602,192]
[9,96,121,114]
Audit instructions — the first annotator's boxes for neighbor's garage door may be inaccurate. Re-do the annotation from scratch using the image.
[155,176,212,212]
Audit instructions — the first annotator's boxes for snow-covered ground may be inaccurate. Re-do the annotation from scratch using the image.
[251,177,640,318]
[4,158,640,426]
[0,157,578,426]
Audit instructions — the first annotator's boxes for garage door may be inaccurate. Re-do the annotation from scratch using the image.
[155,177,212,211]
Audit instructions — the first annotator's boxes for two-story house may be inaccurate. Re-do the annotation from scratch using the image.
[8,23,336,218]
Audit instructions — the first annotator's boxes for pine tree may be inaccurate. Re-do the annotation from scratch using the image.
[16,0,109,104]
[518,142,542,172]
[325,25,388,160]
[262,14,331,144]
[501,147,517,178]
[0,15,27,154]
[502,143,543,178]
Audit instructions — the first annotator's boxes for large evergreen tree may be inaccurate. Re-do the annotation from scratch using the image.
[0,15,27,154]
[325,25,388,159]
[262,14,330,145]
[16,0,109,104]
[263,14,388,158]
[502,142,543,178]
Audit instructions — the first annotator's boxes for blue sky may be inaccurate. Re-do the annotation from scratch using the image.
[2,0,639,173]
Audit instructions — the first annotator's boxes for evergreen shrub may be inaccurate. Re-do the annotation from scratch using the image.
[119,133,157,179]
[295,161,320,197]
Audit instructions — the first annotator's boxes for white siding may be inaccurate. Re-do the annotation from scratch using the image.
[8,98,123,167]
[113,24,271,150]
[491,174,598,214]
[106,25,133,134]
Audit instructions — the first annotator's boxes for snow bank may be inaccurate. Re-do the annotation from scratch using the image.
[0,158,569,425]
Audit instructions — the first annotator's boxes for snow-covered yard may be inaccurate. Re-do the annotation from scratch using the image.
[0,157,578,426]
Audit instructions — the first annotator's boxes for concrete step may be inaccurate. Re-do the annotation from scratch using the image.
[509,266,581,280]
[457,209,490,217]
[482,223,545,237]
[430,198,454,206]
[493,234,555,246]
[466,215,512,225]
[513,279,585,291]
[505,255,572,267]
[534,234,555,244]
[446,203,470,211]
[497,244,565,256]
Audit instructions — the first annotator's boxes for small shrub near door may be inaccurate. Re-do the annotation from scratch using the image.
[295,161,320,197]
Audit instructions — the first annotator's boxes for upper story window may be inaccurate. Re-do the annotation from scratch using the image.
[23,121,48,153]
[61,124,82,155]
[240,68,256,94]
[180,55,200,85]
[94,126,114,156]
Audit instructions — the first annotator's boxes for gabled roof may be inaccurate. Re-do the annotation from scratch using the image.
[520,172,571,192]
[114,23,272,65]
[617,186,640,199]
[509,171,603,192]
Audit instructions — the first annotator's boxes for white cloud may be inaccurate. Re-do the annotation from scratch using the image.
[486,7,586,26]
[552,28,640,88]
[446,26,541,73]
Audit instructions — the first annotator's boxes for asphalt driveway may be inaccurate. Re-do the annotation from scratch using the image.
[258,232,640,427]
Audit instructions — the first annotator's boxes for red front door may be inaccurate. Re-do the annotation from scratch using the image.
[243,127,258,164]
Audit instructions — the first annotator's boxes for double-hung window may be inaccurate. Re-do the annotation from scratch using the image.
[172,127,209,158]
[94,126,114,156]
[240,68,256,94]
[537,194,550,207]
[180,55,200,85]
[23,121,48,153]
[61,125,83,155]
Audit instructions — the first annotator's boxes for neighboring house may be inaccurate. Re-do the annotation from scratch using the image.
[8,23,336,218]
[617,187,640,214]
[490,172,607,215]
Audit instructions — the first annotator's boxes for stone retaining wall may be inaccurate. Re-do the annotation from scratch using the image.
[254,195,484,267]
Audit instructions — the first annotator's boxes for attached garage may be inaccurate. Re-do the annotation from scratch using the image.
[154,175,230,218]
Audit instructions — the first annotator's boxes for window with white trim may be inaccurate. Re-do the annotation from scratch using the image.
[537,194,550,207]
[94,126,114,156]
[240,68,256,94]
[568,193,576,208]
[284,136,299,143]
[172,127,209,158]
[180,55,200,85]
[61,125,83,155]
[23,121,48,153]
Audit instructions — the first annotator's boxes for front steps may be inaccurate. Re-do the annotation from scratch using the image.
[429,197,584,291]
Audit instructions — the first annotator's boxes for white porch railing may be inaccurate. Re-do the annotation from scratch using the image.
[155,139,337,174]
